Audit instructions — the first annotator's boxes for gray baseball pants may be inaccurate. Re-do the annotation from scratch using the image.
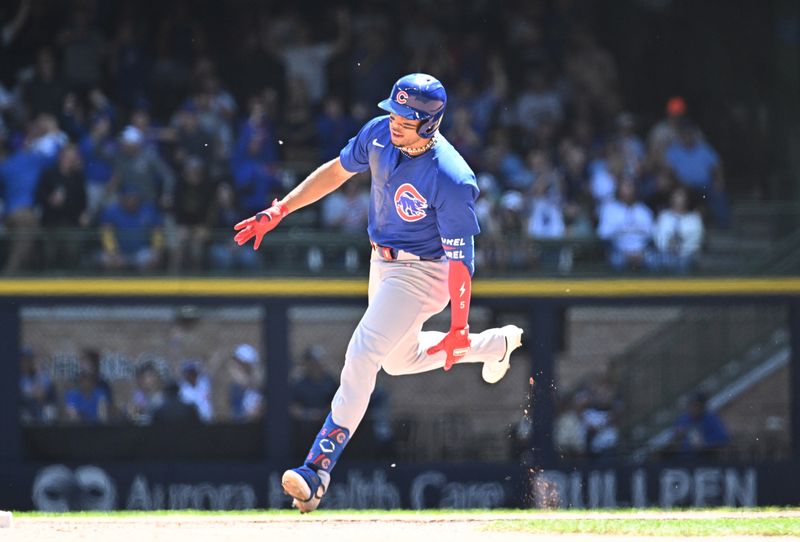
[330,250,508,433]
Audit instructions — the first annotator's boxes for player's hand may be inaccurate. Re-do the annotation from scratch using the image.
[427,326,471,371]
[233,199,289,250]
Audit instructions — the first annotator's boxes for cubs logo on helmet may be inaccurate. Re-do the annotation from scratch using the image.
[396,90,409,104]
[394,183,428,222]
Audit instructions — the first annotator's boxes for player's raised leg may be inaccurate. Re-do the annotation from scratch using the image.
[387,324,524,382]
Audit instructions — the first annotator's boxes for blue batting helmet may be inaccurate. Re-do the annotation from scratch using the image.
[378,73,446,138]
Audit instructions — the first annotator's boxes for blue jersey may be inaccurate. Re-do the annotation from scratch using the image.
[339,116,480,263]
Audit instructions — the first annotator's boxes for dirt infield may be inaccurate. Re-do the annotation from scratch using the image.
[6,512,800,542]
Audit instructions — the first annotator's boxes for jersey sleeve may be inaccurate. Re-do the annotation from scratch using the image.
[339,117,380,174]
[435,174,481,275]
[435,175,481,239]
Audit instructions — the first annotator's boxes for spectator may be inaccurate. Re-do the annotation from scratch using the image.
[98,184,164,271]
[171,104,213,170]
[647,96,689,156]
[515,71,564,138]
[207,182,263,272]
[447,58,507,139]
[653,187,704,273]
[446,105,483,167]
[152,381,201,425]
[85,88,116,131]
[56,8,106,92]
[189,88,234,161]
[63,365,110,424]
[130,105,167,152]
[597,178,656,271]
[642,166,678,214]
[614,112,645,180]
[128,360,165,425]
[564,28,621,123]
[554,391,588,459]
[290,345,338,423]
[589,144,625,210]
[178,359,213,422]
[525,150,565,240]
[78,114,116,218]
[19,346,57,424]
[201,74,238,131]
[315,96,357,162]
[83,348,113,412]
[664,118,730,227]
[170,157,216,272]
[510,414,535,464]
[670,392,730,459]
[35,143,88,269]
[484,130,529,191]
[347,22,400,107]
[224,27,285,105]
[0,120,60,274]
[234,95,279,166]
[554,387,620,460]
[231,131,282,217]
[267,9,350,105]
[494,190,531,271]
[0,0,31,75]
[228,343,264,421]
[558,139,591,206]
[110,125,175,208]
[110,16,150,108]
[320,174,369,234]
[22,47,65,117]
[58,91,89,141]
[581,398,620,459]
[523,150,568,270]
[280,77,318,164]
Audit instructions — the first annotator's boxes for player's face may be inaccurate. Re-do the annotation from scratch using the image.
[389,114,425,148]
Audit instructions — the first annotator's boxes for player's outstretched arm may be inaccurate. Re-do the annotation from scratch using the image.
[233,158,354,250]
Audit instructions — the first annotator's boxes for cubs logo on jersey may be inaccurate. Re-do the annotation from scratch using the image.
[394,183,428,222]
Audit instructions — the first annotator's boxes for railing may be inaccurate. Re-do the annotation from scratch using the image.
[746,229,800,276]
[0,226,611,277]
[611,305,787,443]
[2,197,800,277]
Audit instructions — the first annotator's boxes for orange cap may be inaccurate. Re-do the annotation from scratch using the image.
[666,96,686,117]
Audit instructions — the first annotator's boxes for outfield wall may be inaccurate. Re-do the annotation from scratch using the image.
[1,278,799,510]
[0,461,796,511]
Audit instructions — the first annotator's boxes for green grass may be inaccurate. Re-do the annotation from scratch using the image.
[11,508,800,536]
[488,517,800,536]
[10,509,500,519]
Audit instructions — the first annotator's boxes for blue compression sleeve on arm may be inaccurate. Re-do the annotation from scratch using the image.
[442,235,475,276]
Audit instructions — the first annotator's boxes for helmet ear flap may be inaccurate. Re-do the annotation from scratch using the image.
[418,112,444,138]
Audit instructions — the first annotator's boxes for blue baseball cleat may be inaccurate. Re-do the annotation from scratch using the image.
[281,466,330,513]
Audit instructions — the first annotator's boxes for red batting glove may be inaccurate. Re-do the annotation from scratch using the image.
[233,199,289,250]
[426,325,471,371]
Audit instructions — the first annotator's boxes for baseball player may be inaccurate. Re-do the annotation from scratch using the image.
[234,73,524,512]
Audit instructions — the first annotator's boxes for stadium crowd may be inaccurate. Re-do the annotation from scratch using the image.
[19,338,396,448]
[19,342,267,425]
[0,0,730,276]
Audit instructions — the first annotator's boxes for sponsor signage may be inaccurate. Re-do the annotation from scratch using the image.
[9,462,792,512]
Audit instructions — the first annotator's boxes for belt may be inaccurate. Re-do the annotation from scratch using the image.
[370,241,442,262]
